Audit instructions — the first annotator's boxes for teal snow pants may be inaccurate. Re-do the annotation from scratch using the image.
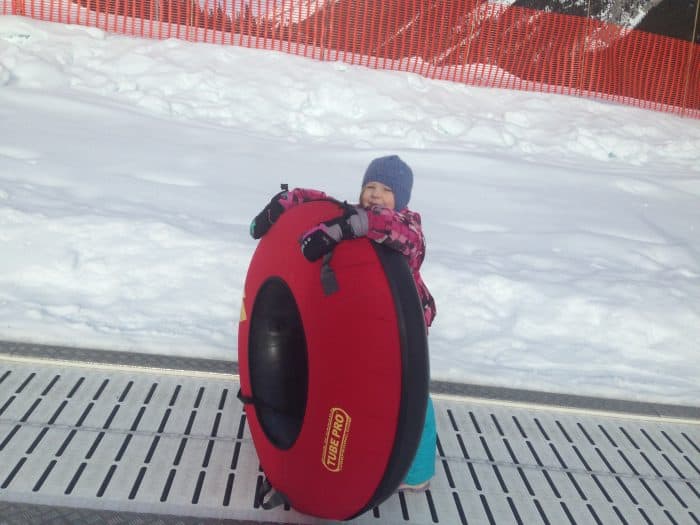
[403,396,436,485]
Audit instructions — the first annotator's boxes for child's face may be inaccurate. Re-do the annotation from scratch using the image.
[360,181,395,210]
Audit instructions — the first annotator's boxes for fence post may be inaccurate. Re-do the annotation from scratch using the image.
[681,0,700,116]
[576,0,593,97]
[321,0,328,61]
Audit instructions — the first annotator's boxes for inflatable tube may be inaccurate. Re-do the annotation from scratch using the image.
[238,199,429,520]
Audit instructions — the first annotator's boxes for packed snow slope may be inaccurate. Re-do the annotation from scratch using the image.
[1,16,699,405]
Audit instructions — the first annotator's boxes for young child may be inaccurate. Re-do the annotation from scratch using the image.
[250,154,437,491]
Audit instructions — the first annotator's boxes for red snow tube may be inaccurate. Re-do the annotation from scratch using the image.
[238,199,429,520]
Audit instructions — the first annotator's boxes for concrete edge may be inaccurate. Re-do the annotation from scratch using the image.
[0,500,282,525]
[1,340,698,420]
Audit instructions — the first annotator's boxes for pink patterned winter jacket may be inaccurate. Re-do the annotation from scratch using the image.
[281,188,436,328]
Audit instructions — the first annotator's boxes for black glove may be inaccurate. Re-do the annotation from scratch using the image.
[300,206,367,262]
[250,190,288,239]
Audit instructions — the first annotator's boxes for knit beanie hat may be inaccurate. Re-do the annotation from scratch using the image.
[361,155,413,210]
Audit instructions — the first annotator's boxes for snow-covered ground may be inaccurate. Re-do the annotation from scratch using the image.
[1,15,699,405]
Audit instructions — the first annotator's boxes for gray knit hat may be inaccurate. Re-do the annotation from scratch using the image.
[361,155,413,210]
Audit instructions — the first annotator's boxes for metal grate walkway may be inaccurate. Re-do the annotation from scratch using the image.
[0,346,698,525]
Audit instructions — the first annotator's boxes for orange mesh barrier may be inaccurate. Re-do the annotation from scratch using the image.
[3,0,699,118]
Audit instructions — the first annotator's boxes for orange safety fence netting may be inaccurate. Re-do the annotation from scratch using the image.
[3,0,699,118]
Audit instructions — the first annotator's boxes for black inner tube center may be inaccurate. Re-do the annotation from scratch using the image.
[249,277,308,450]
